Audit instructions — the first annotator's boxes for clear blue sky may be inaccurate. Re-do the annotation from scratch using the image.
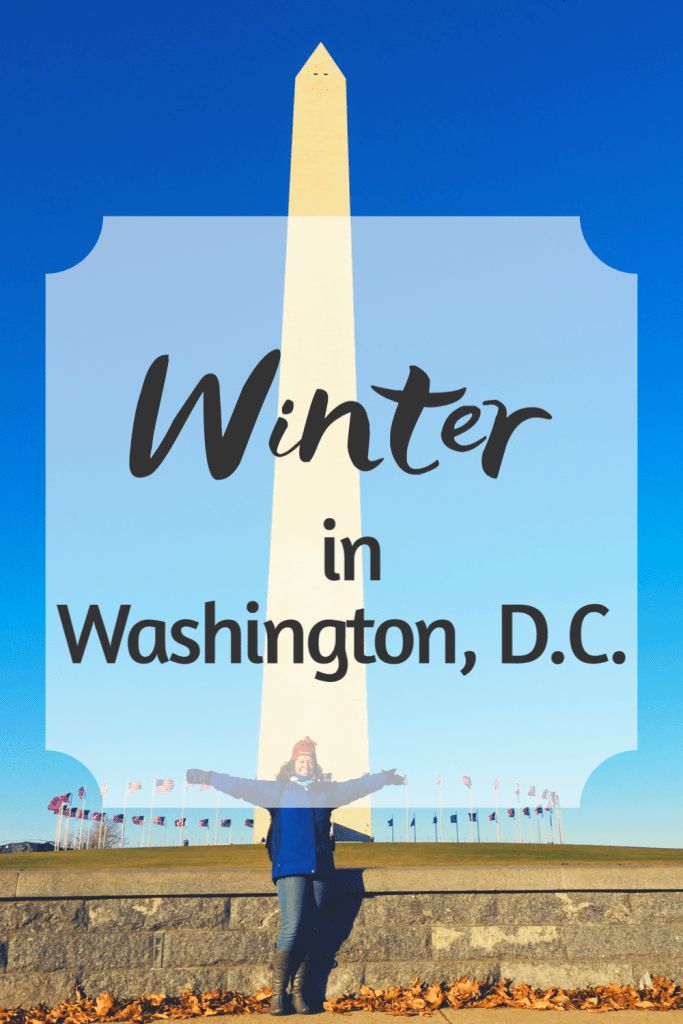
[1,0,681,846]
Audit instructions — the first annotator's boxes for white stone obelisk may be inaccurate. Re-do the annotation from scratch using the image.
[255,43,371,837]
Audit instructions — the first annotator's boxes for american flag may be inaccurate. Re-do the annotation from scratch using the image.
[493,777,500,791]
[112,814,125,824]
[461,775,472,789]
[47,792,71,812]
[544,806,552,813]
[507,808,515,818]
[244,818,254,828]
[78,786,86,801]
[174,818,186,827]
[131,815,145,825]
[221,819,232,828]
[92,812,105,823]
[153,816,166,826]
[155,778,174,793]
[528,785,536,797]
[522,806,531,817]
[128,780,142,794]
[75,808,89,820]
[534,806,543,815]
[199,818,209,828]
[488,811,496,822]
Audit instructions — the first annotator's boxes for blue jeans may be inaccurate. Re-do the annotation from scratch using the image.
[275,875,331,953]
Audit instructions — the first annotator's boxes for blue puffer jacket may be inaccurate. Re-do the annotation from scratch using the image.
[207,770,393,882]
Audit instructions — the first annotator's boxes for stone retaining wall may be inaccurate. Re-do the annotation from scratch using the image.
[0,865,681,1007]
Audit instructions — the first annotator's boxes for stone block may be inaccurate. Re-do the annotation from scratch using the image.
[498,959,637,989]
[628,893,683,922]
[562,864,683,892]
[362,960,499,989]
[360,866,566,893]
[431,923,564,958]
[14,868,273,898]
[0,971,74,1009]
[86,897,230,930]
[227,896,278,931]
[0,900,87,931]
[0,875,18,899]
[336,921,431,962]
[629,957,683,984]
[420,894,498,926]
[491,892,631,925]
[324,964,364,998]
[163,928,272,966]
[78,964,271,1000]
[7,930,153,971]
[563,923,683,958]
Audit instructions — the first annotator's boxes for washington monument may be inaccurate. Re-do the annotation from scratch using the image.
[256,44,371,836]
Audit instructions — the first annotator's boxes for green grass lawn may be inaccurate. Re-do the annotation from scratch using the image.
[0,842,681,871]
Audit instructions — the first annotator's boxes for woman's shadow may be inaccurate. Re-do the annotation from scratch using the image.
[303,867,366,1011]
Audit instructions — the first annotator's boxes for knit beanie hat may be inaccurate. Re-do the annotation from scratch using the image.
[291,736,317,761]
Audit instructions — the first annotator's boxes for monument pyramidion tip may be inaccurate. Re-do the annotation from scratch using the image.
[297,41,345,79]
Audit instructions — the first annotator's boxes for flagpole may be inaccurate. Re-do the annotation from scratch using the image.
[121,781,129,849]
[461,777,474,841]
[63,800,73,850]
[180,784,188,847]
[54,803,64,852]
[77,791,86,849]
[556,797,564,844]
[98,784,107,849]
[403,773,410,843]
[213,789,220,846]
[147,777,156,848]
[437,774,444,842]
[527,786,536,843]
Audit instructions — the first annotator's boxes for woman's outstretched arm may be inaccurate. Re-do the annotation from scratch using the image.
[325,768,405,808]
[186,768,282,807]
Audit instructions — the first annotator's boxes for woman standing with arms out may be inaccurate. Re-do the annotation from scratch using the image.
[187,737,405,1015]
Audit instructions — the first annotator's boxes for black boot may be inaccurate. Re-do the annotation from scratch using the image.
[270,947,291,1016]
[290,954,312,1014]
